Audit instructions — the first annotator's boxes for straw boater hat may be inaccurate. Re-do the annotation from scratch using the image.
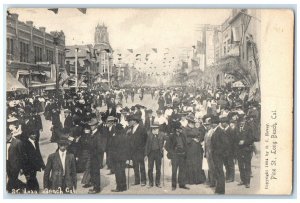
[106,116,117,122]
[7,116,18,123]
[64,109,71,113]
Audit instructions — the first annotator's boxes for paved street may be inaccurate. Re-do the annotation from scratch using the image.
[36,94,260,195]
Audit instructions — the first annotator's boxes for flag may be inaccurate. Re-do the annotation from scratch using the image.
[48,8,58,14]
[77,8,87,14]
[152,48,157,53]
[104,49,111,53]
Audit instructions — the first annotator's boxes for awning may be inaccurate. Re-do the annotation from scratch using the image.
[6,72,28,92]
[17,70,30,75]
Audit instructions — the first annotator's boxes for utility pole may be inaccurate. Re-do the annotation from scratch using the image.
[53,32,61,97]
[75,47,78,91]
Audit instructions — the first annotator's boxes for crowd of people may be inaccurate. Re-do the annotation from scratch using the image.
[6,85,260,194]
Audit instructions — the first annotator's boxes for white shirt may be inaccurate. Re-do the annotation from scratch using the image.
[59,150,66,175]
[132,124,139,134]
[28,138,36,149]
[165,108,173,118]
[180,119,188,127]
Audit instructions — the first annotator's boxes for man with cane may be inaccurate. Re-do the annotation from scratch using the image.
[144,122,167,188]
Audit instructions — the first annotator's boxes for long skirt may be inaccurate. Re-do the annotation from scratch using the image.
[185,141,206,184]
[81,150,91,185]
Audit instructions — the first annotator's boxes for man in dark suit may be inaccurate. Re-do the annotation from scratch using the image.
[6,117,25,193]
[106,116,118,175]
[144,109,154,132]
[224,117,239,183]
[145,123,167,188]
[98,121,108,169]
[236,116,255,188]
[50,104,62,142]
[127,114,148,186]
[22,130,45,193]
[87,118,102,194]
[110,121,130,192]
[44,137,77,194]
[63,109,73,134]
[211,116,231,194]
[106,104,117,118]
[165,122,189,191]
[30,108,43,142]
[158,93,165,111]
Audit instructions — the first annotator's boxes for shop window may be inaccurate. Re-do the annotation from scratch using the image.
[7,38,14,57]
[34,46,42,62]
[20,41,29,62]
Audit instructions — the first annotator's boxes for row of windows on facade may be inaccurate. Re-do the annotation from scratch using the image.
[6,38,64,65]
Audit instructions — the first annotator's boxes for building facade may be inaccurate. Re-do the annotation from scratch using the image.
[204,9,261,90]
[6,13,65,93]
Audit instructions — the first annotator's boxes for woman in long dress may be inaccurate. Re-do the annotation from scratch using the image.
[183,116,206,185]
[79,125,92,188]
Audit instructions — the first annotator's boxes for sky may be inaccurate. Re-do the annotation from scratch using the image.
[8,8,231,72]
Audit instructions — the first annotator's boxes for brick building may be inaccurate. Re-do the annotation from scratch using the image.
[6,13,66,93]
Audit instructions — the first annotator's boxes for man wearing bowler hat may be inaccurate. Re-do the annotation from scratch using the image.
[44,136,77,194]
[211,115,230,194]
[165,122,189,191]
[110,119,130,192]
[204,116,217,188]
[21,129,45,193]
[236,115,255,188]
[87,118,102,194]
[144,123,167,188]
[127,114,148,186]
[63,109,73,134]
[106,116,118,175]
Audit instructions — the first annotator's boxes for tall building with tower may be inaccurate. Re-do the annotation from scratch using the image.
[93,23,113,74]
[65,23,114,87]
